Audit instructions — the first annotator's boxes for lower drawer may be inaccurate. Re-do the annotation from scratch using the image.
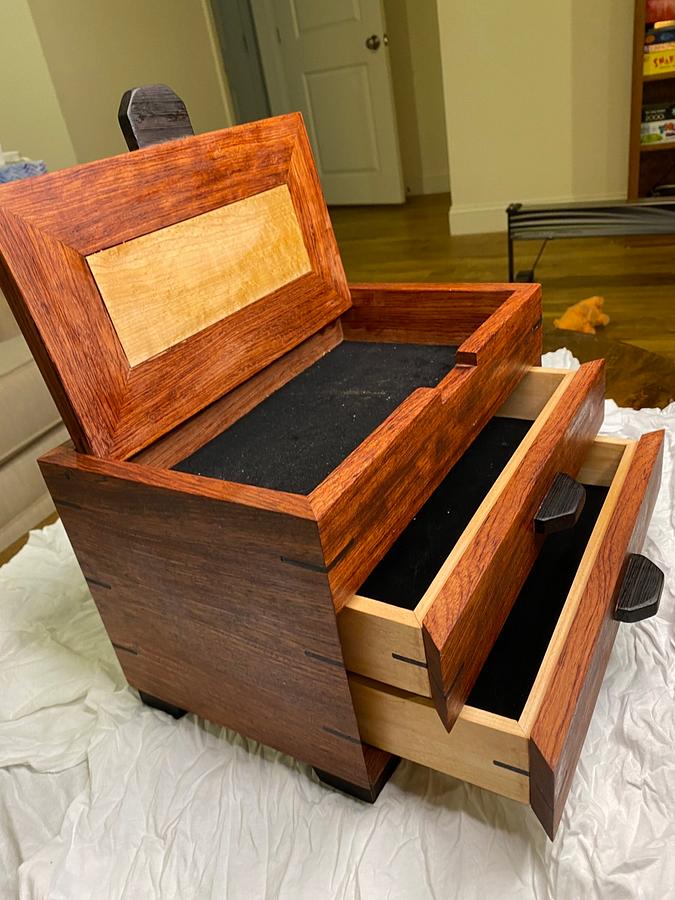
[349,427,664,837]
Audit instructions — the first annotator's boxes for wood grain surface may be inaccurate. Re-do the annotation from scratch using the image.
[329,191,675,372]
[311,283,542,609]
[526,429,664,837]
[0,114,350,459]
[39,442,395,796]
[349,675,530,803]
[421,360,605,731]
[342,282,513,344]
[87,184,311,366]
[119,84,195,152]
[339,595,431,696]
[337,367,564,698]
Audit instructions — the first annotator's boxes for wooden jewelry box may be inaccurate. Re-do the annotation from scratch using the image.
[0,114,664,838]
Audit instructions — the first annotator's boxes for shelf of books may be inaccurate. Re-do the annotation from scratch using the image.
[629,1,675,197]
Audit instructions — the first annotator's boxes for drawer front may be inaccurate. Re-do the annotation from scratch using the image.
[421,360,604,730]
[350,432,664,836]
[523,430,664,838]
[339,364,605,728]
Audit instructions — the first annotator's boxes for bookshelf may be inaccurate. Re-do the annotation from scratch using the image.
[628,0,675,198]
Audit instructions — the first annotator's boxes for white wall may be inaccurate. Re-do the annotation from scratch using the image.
[385,0,450,195]
[28,0,234,164]
[436,0,634,233]
[0,0,76,171]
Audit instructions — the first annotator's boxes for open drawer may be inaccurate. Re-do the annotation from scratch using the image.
[339,365,605,727]
[348,427,664,837]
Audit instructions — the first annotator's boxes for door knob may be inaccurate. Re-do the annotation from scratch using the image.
[365,34,381,50]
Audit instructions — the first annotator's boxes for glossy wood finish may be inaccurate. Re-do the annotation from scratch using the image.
[346,432,663,835]
[119,84,194,151]
[524,429,664,837]
[337,367,566,696]
[0,114,350,459]
[421,360,604,730]
[342,282,512,344]
[329,192,675,371]
[337,366,605,708]
[39,442,394,797]
[314,283,542,610]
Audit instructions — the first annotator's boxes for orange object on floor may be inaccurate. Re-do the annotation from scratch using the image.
[553,296,610,335]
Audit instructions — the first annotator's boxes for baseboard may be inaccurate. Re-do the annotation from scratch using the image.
[448,204,508,235]
[448,194,626,236]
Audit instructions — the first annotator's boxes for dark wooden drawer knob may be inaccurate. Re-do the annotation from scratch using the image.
[534,473,586,534]
[614,553,664,623]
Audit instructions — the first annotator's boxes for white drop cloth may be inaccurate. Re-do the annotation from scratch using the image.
[1,349,674,899]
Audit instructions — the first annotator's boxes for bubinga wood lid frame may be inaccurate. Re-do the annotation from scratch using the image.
[0,113,350,459]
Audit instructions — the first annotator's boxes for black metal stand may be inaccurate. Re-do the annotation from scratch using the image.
[506,199,675,281]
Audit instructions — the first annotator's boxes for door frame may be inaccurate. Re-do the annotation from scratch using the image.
[250,0,293,115]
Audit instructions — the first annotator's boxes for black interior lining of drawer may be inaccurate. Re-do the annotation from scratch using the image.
[174,340,457,495]
[358,417,532,609]
[467,484,609,719]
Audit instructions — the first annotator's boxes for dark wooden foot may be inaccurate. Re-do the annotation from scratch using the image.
[315,747,399,802]
[139,690,187,719]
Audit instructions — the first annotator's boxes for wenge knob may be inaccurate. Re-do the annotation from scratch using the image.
[614,553,664,623]
[534,473,586,535]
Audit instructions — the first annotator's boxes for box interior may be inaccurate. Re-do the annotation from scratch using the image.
[358,415,533,608]
[174,339,457,494]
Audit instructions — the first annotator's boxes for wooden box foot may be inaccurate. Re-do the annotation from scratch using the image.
[139,690,187,720]
[315,748,399,803]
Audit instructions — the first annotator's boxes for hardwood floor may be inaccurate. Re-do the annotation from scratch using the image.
[330,193,675,364]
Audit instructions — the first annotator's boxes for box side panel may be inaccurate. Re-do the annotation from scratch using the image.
[40,449,393,793]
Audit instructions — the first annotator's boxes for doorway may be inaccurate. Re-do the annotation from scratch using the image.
[210,0,271,123]
[211,0,450,206]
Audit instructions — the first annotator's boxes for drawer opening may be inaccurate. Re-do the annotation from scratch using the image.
[466,483,608,719]
[172,340,457,495]
[348,435,654,822]
[358,415,532,610]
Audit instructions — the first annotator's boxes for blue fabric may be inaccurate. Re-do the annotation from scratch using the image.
[0,160,47,183]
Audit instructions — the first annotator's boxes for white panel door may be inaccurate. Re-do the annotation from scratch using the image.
[257,0,404,204]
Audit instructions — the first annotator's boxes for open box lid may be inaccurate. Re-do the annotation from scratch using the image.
[0,113,350,459]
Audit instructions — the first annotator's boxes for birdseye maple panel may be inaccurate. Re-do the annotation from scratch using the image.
[87,184,312,366]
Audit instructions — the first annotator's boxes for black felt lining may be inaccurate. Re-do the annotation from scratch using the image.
[174,340,457,495]
[359,417,532,609]
[466,484,608,719]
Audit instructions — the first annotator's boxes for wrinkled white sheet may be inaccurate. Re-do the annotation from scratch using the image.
[1,349,674,900]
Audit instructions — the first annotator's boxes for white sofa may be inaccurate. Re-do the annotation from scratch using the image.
[0,289,68,552]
